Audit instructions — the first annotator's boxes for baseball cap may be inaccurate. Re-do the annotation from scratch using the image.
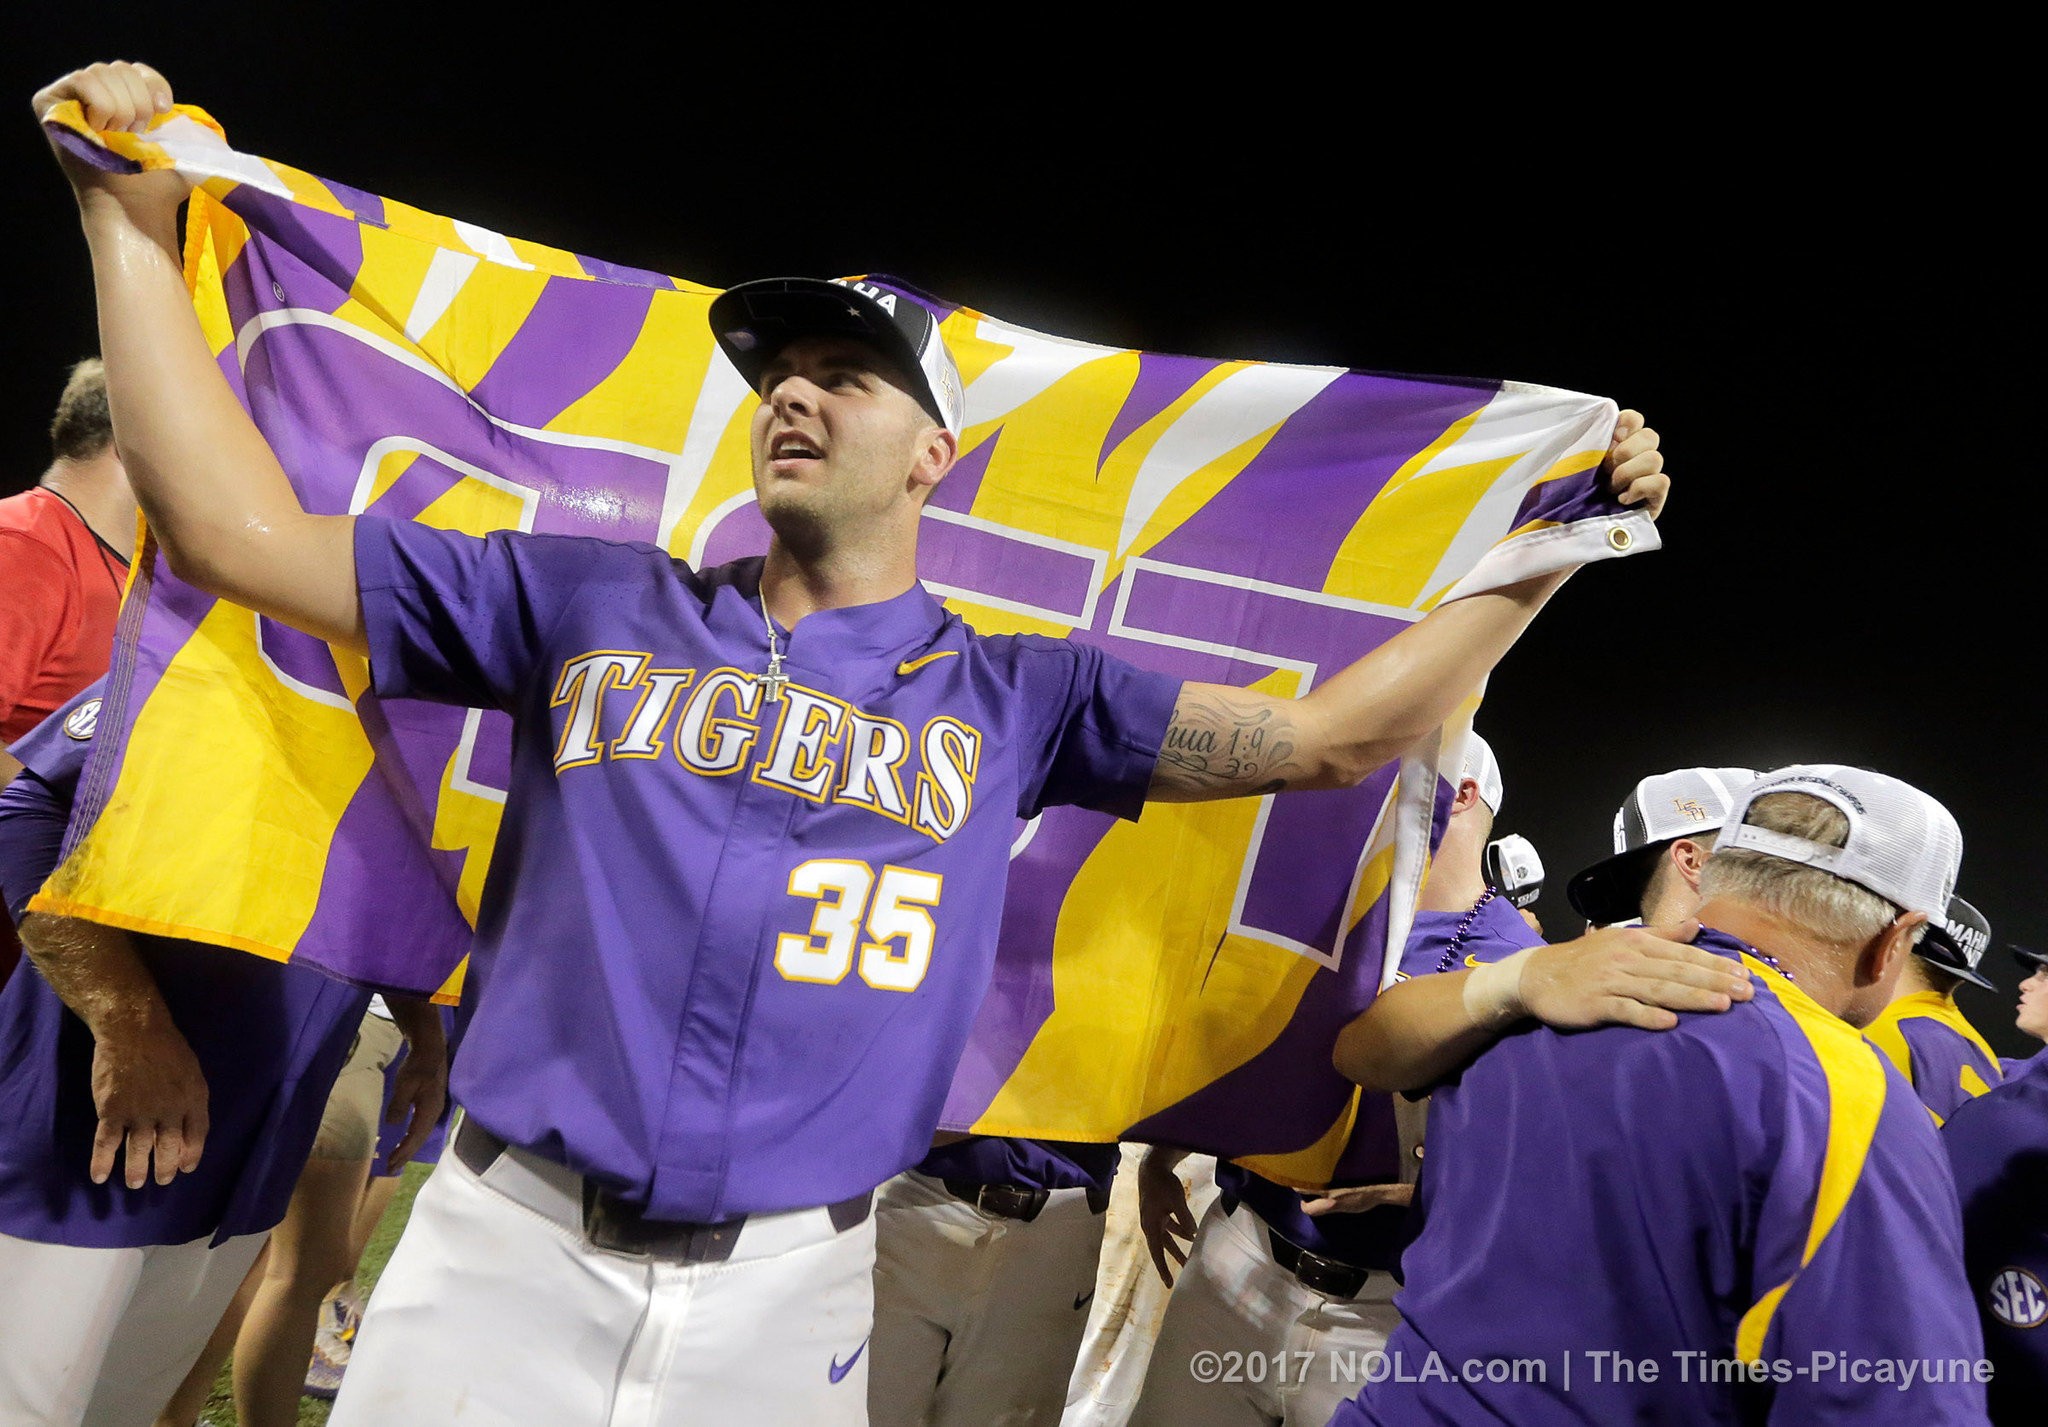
[1460,733,1503,815]
[708,276,966,435]
[1917,895,1994,990]
[1567,767,1760,926]
[2012,943,2048,975]
[1714,764,1961,923]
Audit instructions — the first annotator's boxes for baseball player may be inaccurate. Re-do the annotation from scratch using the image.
[0,682,443,1427]
[2014,942,2048,1050]
[1942,949,2048,1425]
[1333,767,1989,1424]
[1125,733,1514,1427]
[38,60,1684,1424]
[1862,895,2004,1122]
[869,1136,1120,1425]
[1333,764,1761,1095]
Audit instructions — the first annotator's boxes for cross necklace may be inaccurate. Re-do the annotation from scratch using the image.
[758,594,790,702]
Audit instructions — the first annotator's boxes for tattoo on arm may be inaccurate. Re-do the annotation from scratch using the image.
[1150,686,1305,801]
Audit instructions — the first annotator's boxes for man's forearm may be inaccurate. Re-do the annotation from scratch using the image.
[1332,970,1514,1093]
[1147,572,1568,803]
[1296,571,1568,790]
[18,911,176,1039]
[386,996,446,1057]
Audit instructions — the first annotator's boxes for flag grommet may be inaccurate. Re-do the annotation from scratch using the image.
[1607,526,1633,551]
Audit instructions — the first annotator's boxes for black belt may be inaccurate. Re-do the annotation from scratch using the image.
[942,1177,1112,1221]
[455,1117,872,1263]
[1265,1227,1375,1300]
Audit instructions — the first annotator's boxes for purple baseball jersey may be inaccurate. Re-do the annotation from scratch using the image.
[1942,1047,2048,1424]
[0,683,369,1247]
[1394,890,1547,981]
[1865,990,2004,1125]
[1334,928,1987,1426]
[914,1136,1118,1193]
[355,519,1178,1222]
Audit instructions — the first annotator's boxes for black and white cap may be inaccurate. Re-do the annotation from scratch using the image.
[709,276,966,436]
[1715,764,1962,923]
[2012,943,2048,974]
[1567,766,1760,926]
[1916,895,1994,990]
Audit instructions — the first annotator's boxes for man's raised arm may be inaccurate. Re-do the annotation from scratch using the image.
[1146,413,1665,803]
[33,62,364,652]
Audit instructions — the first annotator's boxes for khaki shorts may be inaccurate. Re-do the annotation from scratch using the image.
[312,1013,405,1160]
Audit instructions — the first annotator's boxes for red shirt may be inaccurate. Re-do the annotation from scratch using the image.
[0,487,130,745]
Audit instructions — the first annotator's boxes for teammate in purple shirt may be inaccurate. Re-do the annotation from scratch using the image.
[0,682,372,1424]
[1865,895,2004,1123]
[1337,764,1759,1097]
[1131,733,1527,1427]
[1335,766,1989,1425]
[1942,1023,2048,1425]
[38,59,1690,1426]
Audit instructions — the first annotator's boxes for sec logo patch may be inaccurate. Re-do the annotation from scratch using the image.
[1988,1267,2048,1329]
[62,698,102,742]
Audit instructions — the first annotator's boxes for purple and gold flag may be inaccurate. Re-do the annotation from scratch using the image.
[32,105,1652,1183]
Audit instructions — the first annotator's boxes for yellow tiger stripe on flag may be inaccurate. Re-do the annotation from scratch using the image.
[37,601,374,959]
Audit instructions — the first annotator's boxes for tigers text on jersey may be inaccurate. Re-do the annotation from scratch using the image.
[356,520,1178,1223]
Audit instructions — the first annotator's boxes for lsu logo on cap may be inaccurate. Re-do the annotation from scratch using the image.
[1988,1267,2048,1329]
[62,697,102,742]
[1672,797,1709,822]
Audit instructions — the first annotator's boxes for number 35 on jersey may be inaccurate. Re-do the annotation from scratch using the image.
[776,859,943,993]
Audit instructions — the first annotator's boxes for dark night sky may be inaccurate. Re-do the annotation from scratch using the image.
[7,22,2036,1050]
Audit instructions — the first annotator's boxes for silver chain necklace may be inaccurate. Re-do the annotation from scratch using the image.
[758,594,790,702]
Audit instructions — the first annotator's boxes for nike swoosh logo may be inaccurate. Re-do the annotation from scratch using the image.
[1464,953,1483,968]
[829,1336,869,1384]
[896,651,959,676]
[1074,1290,1094,1311]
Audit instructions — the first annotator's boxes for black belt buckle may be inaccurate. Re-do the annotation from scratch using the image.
[945,1178,1050,1223]
[583,1182,742,1264]
[1268,1229,1371,1300]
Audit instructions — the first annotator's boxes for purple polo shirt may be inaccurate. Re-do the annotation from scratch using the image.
[1865,991,2004,1125]
[355,520,1177,1222]
[0,683,369,1247]
[1395,890,1547,980]
[1943,1047,2048,1424]
[1335,928,1986,1426]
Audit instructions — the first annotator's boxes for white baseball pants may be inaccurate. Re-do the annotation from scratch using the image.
[0,1227,267,1426]
[329,1129,877,1426]
[869,1168,1109,1426]
[1062,1147,1218,1427]
[1128,1199,1398,1427]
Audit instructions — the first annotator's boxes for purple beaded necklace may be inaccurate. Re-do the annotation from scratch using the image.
[1435,888,1499,974]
